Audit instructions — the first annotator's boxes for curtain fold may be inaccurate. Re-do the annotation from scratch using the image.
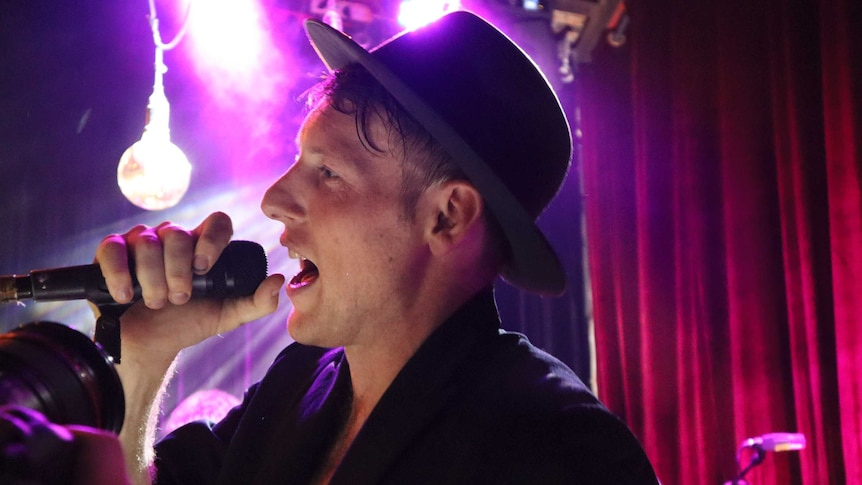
[821,2,862,484]
[580,0,862,483]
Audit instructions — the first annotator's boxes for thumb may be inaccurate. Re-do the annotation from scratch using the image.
[218,273,284,332]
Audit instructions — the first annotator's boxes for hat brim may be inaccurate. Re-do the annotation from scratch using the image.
[305,15,567,295]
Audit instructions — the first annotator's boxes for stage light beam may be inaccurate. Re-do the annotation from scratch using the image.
[397,0,461,30]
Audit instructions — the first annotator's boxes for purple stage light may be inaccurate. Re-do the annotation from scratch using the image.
[397,0,461,30]
[172,0,304,183]
[163,389,241,435]
[185,0,270,76]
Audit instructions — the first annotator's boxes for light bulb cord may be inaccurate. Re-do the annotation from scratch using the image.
[143,0,191,138]
[147,0,191,51]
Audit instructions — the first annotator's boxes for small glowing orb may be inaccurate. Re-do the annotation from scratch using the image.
[118,135,192,210]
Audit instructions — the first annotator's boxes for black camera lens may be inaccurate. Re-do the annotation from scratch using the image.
[0,322,124,433]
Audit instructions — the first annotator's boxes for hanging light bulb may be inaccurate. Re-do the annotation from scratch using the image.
[118,3,192,211]
[117,66,191,210]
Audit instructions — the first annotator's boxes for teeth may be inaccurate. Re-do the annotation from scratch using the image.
[288,249,299,259]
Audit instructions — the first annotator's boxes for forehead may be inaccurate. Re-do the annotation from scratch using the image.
[296,101,407,190]
[296,100,392,155]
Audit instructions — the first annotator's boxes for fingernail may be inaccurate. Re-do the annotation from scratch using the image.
[171,291,190,305]
[193,254,209,273]
[117,287,133,303]
[147,298,166,310]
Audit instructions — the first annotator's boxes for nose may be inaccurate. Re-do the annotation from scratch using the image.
[261,167,305,222]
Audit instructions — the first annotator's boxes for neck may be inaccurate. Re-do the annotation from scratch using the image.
[341,327,423,419]
[342,283,483,419]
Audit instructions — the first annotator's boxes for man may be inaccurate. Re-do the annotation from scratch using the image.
[96,11,658,484]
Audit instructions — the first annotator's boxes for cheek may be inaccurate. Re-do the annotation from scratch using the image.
[316,191,417,274]
[330,224,406,282]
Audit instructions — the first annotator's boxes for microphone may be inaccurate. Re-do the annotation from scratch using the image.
[742,432,806,452]
[723,432,807,484]
[0,240,268,306]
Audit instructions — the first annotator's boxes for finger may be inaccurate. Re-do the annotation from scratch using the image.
[191,212,234,274]
[156,223,196,305]
[67,426,132,485]
[218,274,284,333]
[127,229,168,309]
[95,233,135,304]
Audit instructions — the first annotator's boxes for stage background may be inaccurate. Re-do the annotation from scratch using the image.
[1,1,860,483]
[579,0,861,483]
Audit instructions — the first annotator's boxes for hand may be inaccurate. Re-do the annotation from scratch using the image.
[94,212,285,365]
[67,425,132,485]
[0,406,131,485]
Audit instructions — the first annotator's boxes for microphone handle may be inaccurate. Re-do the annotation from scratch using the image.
[0,266,214,305]
[28,264,229,305]
[0,240,265,306]
[30,264,108,303]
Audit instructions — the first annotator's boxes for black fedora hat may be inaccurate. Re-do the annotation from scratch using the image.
[305,11,572,295]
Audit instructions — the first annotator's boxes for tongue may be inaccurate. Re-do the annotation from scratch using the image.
[290,261,319,288]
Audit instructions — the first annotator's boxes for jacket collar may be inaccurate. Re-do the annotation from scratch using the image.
[330,288,500,484]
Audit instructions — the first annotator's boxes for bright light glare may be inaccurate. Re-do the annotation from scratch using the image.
[398,0,461,30]
[181,0,290,183]
[184,0,286,104]
[187,1,267,75]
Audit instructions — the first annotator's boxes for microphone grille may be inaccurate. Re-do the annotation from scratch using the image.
[209,241,268,298]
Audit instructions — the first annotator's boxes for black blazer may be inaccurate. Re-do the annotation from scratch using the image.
[155,291,658,484]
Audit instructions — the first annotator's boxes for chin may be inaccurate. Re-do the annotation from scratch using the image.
[286,312,331,348]
[286,312,307,343]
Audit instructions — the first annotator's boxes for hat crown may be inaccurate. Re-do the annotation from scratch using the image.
[370,12,572,219]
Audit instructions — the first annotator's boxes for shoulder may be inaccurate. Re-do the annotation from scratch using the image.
[475,405,658,484]
[469,330,597,411]
[458,332,659,483]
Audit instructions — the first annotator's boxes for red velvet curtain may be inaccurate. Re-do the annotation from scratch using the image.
[579,0,862,483]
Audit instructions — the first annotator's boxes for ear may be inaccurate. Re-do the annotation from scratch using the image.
[423,180,484,256]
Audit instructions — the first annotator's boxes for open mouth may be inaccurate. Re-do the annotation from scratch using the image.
[289,256,319,289]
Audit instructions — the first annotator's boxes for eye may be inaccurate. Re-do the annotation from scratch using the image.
[318,165,337,179]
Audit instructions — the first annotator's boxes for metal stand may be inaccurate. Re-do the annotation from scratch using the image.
[723,444,766,485]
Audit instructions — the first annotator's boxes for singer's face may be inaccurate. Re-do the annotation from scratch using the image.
[261,101,426,348]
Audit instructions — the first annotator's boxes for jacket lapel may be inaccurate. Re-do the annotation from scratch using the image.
[329,290,500,485]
